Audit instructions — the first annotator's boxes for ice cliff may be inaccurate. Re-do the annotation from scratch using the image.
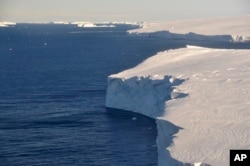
[106,75,186,118]
[128,16,250,43]
[129,31,236,42]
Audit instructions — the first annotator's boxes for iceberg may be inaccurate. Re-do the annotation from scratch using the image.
[71,21,143,28]
[71,22,116,28]
[106,16,250,166]
[0,21,16,27]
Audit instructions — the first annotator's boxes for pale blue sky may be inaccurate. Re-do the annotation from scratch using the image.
[1,0,249,22]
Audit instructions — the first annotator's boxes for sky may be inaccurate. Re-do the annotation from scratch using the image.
[0,0,249,22]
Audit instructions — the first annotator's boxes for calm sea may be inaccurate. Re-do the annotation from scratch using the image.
[0,23,187,166]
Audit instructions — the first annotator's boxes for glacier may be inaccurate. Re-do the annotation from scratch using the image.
[128,16,250,42]
[106,16,250,166]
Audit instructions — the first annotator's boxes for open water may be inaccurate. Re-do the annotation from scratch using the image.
[0,23,187,166]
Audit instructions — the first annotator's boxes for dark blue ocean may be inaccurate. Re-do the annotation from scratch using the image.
[0,24,249,166]
[0,23,187,166]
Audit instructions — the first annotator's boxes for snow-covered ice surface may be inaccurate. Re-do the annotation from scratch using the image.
[106,16,250,166]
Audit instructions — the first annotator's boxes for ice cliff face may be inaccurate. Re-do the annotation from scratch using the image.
[129,31,237,42]
[106,75,189,166]
[106,75,186,118]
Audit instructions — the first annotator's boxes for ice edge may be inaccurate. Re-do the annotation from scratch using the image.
[105,75,203,165]
[128,30,249,43]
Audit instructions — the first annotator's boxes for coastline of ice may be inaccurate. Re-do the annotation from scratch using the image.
[128,16,250,42]
[129,31,239,42]
[106,16,250,166]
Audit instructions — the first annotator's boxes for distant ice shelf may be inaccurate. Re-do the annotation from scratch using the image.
[0,21,143,29]
[128,16,250,43]
[129,30,245,42]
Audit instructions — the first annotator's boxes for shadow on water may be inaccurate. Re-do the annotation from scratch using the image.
[105,107,158,166]
[105,107,186,166]
[156,119,212,166]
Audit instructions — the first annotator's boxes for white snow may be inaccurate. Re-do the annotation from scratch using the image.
[71,22,116,28]
[106,16,250,166]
